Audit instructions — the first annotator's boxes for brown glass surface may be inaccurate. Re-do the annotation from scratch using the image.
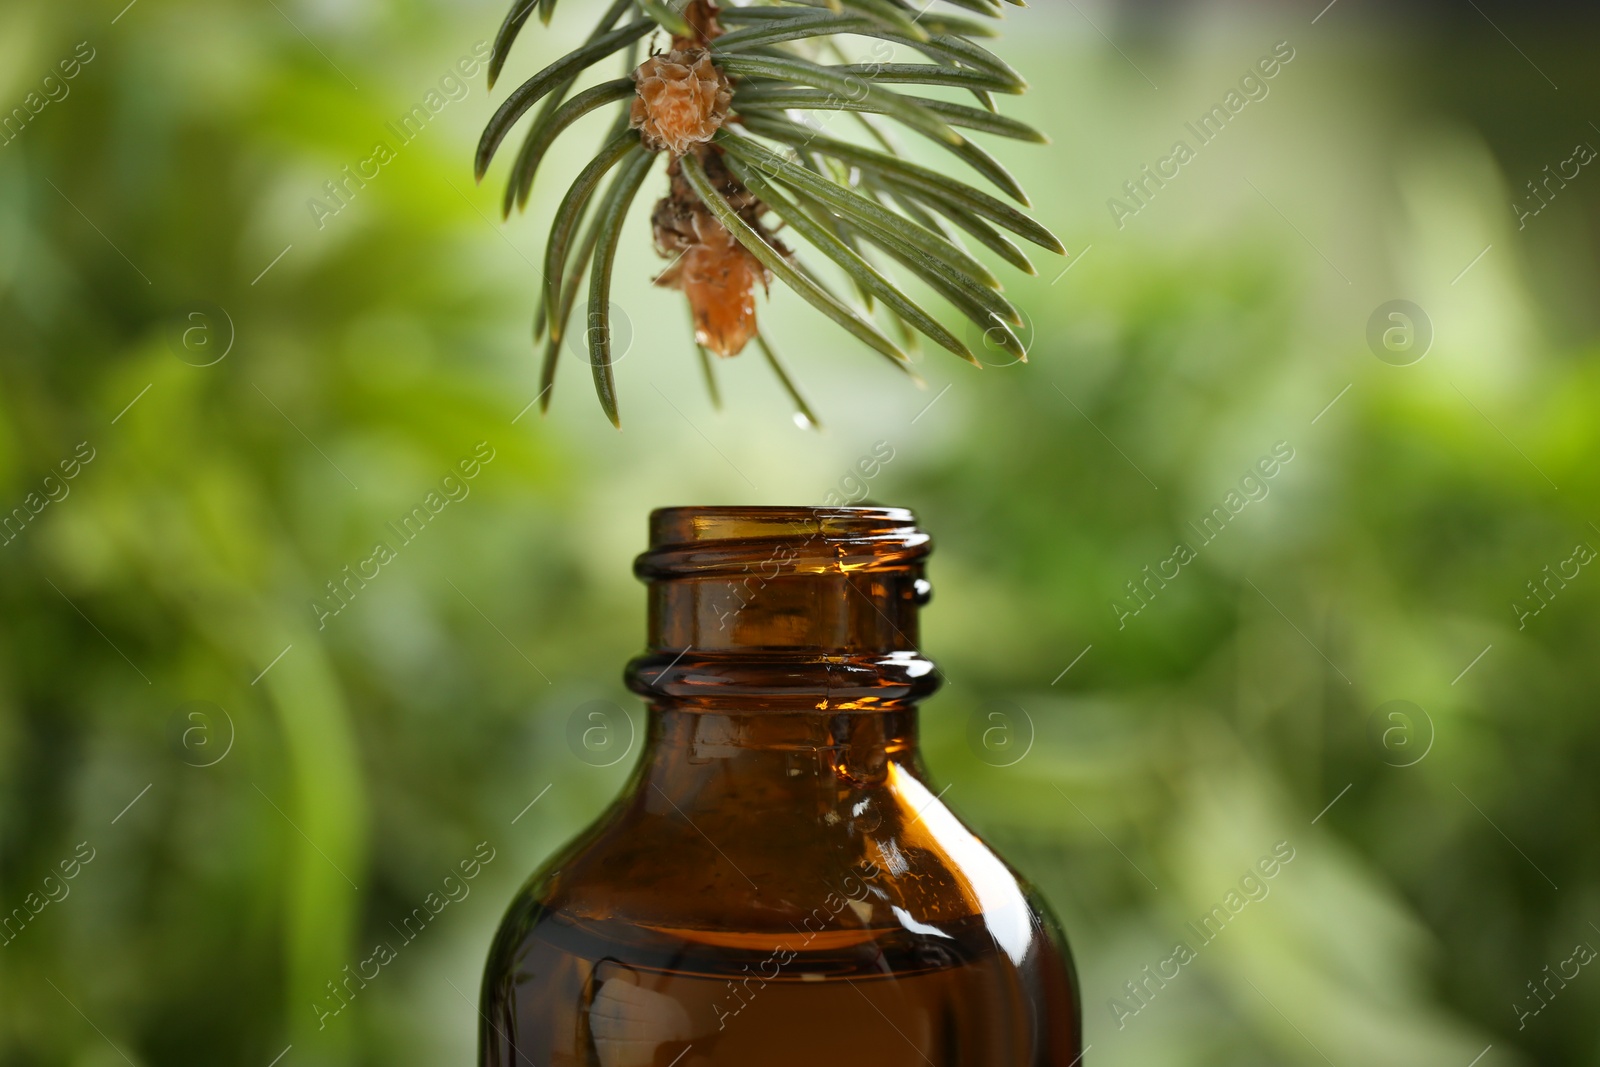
[480,507,1083,1066]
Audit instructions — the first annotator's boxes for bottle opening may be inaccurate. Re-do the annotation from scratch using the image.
[626,506,939,711]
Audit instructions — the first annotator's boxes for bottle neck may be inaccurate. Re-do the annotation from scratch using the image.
[625,506,940,715]
[627,706,927,824]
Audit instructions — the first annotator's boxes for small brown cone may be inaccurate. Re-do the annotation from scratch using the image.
[629,50,732,157]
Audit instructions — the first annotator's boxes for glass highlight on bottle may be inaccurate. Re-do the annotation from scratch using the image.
[480,507,1082,1065]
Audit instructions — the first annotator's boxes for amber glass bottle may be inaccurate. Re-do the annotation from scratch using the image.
[480,507,1082,1065]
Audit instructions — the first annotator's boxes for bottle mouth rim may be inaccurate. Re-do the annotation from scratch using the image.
[640,506,929,580]
[648,505,917,544]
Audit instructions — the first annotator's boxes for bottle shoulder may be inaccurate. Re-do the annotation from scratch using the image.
[481,757,1084,1065]
[494,759,1066,968]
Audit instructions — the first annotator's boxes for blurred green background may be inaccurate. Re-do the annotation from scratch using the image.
[3,0,1600,1063]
